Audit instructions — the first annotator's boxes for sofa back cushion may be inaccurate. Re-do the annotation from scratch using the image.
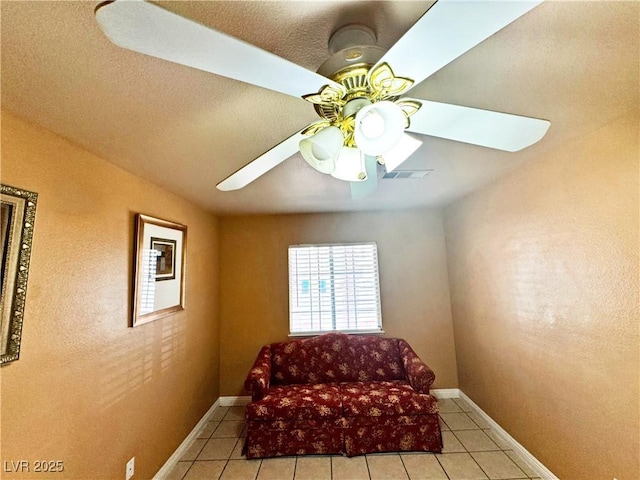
[271,332,353,385]
[347,335,405,382]
[270,333,406,385]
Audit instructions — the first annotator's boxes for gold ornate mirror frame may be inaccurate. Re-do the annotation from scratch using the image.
[1,184,38,365]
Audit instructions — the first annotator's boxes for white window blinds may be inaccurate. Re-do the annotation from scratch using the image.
[288,242,382,335]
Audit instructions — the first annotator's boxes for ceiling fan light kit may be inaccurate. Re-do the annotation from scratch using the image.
[300,96,411,174]
[299,125,343,174]
[299,58,421,175]
[354,101,407,156]
[331,148,368,182]
[95,0,550,197]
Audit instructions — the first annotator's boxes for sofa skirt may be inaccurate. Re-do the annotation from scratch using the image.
[245,420,345,459]
[343,414,442,456]
[244,414,441,459]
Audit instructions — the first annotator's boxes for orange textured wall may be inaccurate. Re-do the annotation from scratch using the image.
[0,112,220,479]
[444,113,639,479]
[218,209,458,396]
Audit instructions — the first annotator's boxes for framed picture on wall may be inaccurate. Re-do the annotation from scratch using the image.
[132,214,187,327]
[1,184,38,365]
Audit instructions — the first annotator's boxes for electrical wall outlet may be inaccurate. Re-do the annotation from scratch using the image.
[125,457,135,480]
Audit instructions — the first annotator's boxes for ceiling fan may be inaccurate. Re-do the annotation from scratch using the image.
[95,0,550,199]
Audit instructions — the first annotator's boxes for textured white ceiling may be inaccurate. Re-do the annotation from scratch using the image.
[1,1,638,215]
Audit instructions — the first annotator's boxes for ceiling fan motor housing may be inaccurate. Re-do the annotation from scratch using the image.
[328,24,378,53]
[314,24,389,121]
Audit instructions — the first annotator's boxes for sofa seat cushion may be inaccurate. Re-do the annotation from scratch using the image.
[341,381,439,417]
[246,383,342,421]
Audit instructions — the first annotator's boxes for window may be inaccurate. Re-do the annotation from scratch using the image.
[288,242,382,335]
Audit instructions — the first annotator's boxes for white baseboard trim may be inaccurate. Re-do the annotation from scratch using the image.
[153,399,220,480]
[458,391,558,480]
[219,396,251,407]
[431,388,461,399]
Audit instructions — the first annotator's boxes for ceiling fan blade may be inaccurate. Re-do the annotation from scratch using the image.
[95,0,341,99]
[382,134,423,172]
[375,0,542,89]
[216,129,307,191]
[350,156,379,200]
[405,99,550,152]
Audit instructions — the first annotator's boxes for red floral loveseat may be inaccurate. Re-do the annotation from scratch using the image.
[243,332,442,458]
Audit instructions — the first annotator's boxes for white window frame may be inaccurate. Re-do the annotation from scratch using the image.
[288,242,383,336]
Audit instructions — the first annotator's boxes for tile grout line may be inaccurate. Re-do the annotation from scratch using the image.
[433,454,452,480]
[398,454,409,480]
[466,450,492,480]
[448,421,529,479]
[253,457,263,480]
[398,454,408,479]
[217,457,229,480]
[470,449,528,480]
[192,440,208,463]
[179,461,193,480]
[438,423,471,480]
[441,404,529,480]
[364,455,373,480]
[450,428,501,453]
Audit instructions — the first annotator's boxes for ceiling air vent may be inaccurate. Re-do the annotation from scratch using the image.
[380,169,433,179]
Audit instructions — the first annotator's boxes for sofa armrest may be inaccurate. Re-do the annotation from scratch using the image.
[244,345,272,401]
[398,339,435,394]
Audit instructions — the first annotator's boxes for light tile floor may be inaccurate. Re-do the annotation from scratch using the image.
[166,398,542,480]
